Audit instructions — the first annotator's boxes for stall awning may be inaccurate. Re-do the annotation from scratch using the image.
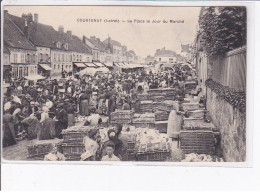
[79,67,98,76]
[84,62,98,68]
[74,62,87,68]
[104,62,113,67]
[39,63,52,71]
[24,75,45,81]
[93,62,105,67]
[114,63,120,67]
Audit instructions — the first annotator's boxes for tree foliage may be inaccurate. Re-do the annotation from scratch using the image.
[199,7,247,58]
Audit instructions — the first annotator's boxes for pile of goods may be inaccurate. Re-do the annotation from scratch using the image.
[180,130,216,155]
[27,138,63,160]
[133,113,155,128]
[182,103,200,111]
[181,153,224,162]
[110,110,134,125]
[61,126,100,160]
[135,129,172,161]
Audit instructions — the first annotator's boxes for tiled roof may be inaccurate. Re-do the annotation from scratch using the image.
[66,34,92,54]
[88,38,106,52]
[4,13,36,50]
[103,38,122,47]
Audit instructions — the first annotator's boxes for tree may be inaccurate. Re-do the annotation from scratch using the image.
[199,6,247,58]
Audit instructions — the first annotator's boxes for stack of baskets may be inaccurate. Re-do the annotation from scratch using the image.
[180,130,216,155]
[61,126,99,161]
[27,139,63,160]
[110,110,134,125]
[139,100,158,113]
[120,132,138,161]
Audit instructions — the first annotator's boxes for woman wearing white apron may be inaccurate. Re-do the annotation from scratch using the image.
[167,101,182,140]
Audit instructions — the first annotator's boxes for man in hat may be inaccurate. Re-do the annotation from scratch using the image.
[55,103,68,139]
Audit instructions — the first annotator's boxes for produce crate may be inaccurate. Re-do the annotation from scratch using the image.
[186,109,205,118]
[62,142,85,157]
[62,131,89,142]
[27,139,63,160]
[133,122,155,128]
[183,117,205,126]
[182,103,200,111]
[155,121,168,133]
[110,110,134,120]
[180,130,216,155]
[110,119,132,125]
[155,111,170,121]
[183,119,217,131]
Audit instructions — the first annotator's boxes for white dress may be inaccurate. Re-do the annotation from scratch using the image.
[167,103,182,138]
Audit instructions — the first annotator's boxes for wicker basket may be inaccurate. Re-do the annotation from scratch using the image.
[62,131,89,142]
[180,130,216,155]
[27,139,63,159]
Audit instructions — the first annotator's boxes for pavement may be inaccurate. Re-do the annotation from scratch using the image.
[2,140,30,161]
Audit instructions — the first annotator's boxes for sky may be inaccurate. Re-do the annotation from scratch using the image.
[4,6,201,58]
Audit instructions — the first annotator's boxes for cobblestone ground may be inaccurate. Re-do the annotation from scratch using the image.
[2,140,31,161]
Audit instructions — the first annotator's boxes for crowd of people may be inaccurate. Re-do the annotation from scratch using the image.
[2,65,198,160]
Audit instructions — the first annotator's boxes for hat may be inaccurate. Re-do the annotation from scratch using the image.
[56,103,64,108]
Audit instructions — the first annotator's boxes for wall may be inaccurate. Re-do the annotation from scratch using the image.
[211,46,246,92]
[206,87,246,162]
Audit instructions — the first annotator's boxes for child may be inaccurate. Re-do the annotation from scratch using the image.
[101,142,120,161]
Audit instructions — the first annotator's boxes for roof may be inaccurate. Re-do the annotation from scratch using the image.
[67,35,92,54]
[7,13,66,50]
[156,53,176,58]
[4,13,36,51]
[103,38,122,47]
[88,37,106,52]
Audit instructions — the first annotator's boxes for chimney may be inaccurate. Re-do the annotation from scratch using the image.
[67,30,72,38]
[34,13,38,24]
[24,19,29,38]
[58,26,64,33]
[82,35,86,44]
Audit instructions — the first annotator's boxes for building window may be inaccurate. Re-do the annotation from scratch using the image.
[62,54,65,62]
[54,64,56,69]
[46,54,49,62]
[21,54,25,63]
[58,54,60,62]
[24,67,28,76]
[54,53,57,62]
[79,55,82,62]
[159,58,161,61]
[58,65,60,70]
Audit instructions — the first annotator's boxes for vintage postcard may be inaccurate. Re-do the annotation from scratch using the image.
[1,3,247,163]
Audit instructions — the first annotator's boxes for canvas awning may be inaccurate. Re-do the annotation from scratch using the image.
[84,62,98,68]
[79,67,98,76]
[104,62,113,67]
[93,62,105,67]
[24,75,45,81]
[74,62,87,68]
[39,64,52,71]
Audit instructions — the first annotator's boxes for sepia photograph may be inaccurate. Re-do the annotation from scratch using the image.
[1,5,247,163]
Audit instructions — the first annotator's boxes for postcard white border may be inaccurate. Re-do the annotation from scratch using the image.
[0,0,255,168]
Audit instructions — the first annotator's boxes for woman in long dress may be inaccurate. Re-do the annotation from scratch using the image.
[21,114,41,140]
[167,101,182,139]
[2,110,16,147]
[38,106,56,140]
[80,93,89,116]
